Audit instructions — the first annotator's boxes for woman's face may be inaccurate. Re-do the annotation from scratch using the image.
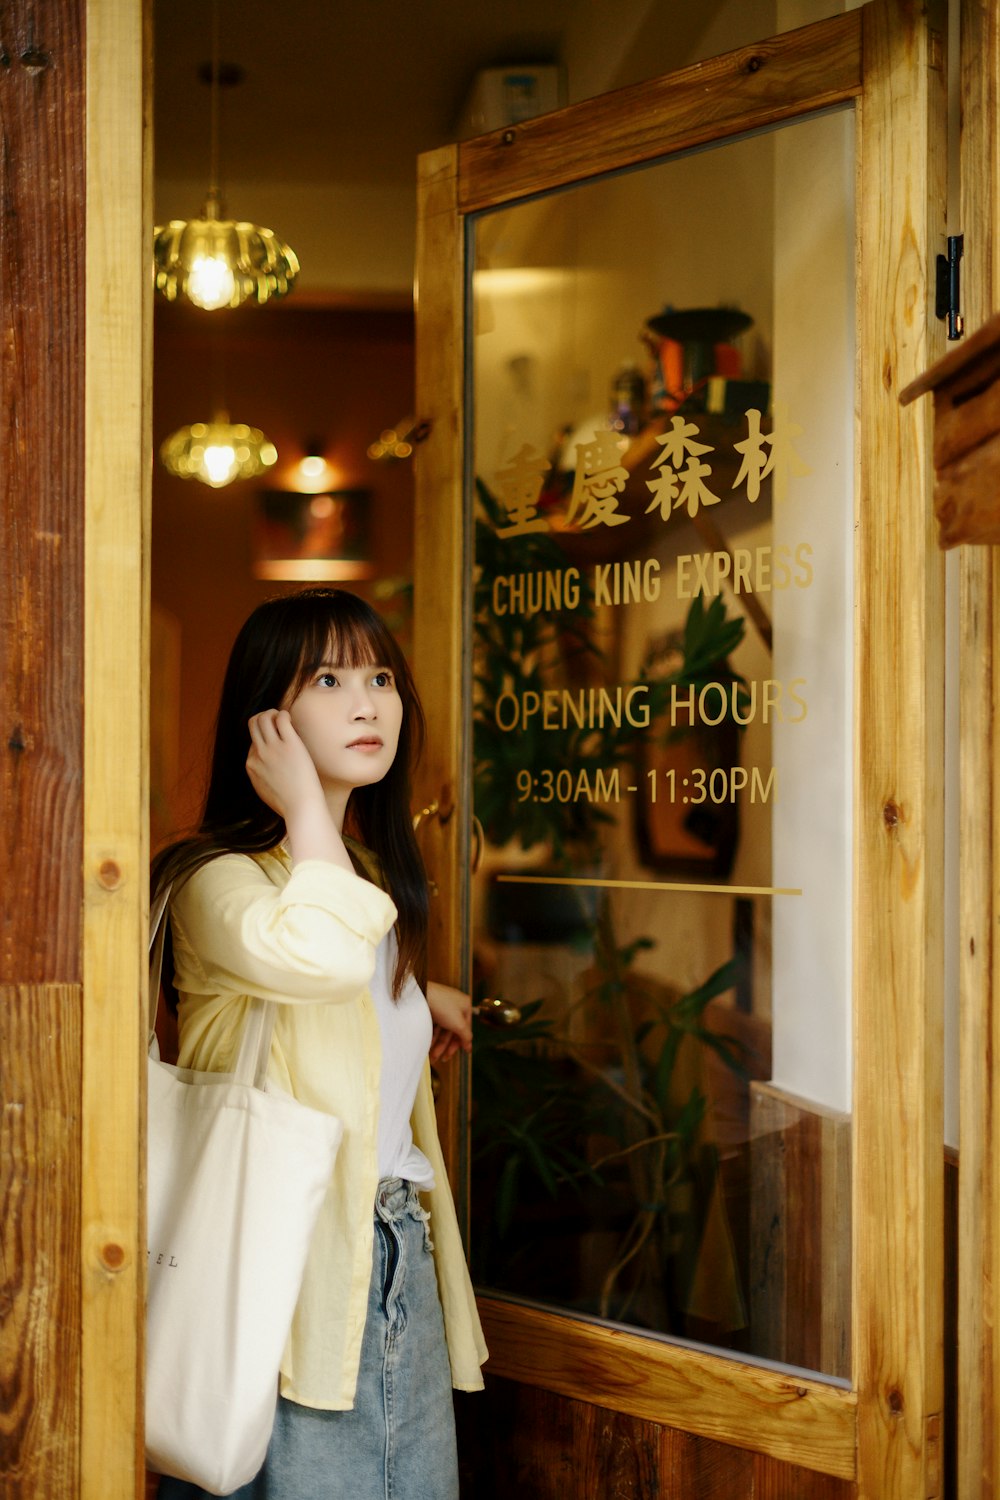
[281,652,404,798]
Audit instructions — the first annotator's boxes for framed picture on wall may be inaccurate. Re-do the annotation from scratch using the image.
[253,488,374,581]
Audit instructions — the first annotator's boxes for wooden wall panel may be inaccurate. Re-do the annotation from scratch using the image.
[0,985,81,1496]
[457,1378,857,1500]
[1,0,148,1495]
[0,1,87,1496]
[750,1083,851,1380]
[0,1,86,985]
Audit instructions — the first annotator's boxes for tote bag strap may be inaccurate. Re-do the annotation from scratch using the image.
[147,879,276,1088]
[233,996,278,1090]
[148,884,172,1044]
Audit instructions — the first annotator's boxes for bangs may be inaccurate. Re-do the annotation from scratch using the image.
[289,598,400,696]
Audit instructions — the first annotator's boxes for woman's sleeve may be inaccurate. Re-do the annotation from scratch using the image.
[170,855,398,1005]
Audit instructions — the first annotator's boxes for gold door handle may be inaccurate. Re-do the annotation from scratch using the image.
[414,803,484,878]
[476,996,522,1026]
[412,801,442,895]
[412,799,440,831]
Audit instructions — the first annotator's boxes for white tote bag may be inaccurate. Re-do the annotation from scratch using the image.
[145,887,344,1494]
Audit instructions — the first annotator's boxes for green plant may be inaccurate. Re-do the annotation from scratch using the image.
[470,944,747,1329]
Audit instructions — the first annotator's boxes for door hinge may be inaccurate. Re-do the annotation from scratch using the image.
[936,234,964,340]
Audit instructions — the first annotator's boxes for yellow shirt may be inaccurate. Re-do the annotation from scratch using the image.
[168,845,487,1410]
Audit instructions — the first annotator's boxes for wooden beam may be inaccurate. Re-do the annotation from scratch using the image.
[854,2,948,1496]
[957,1,1000,1493]
[81,0,151,1495]
[457,12,862,213]
[477,1298,858,1481]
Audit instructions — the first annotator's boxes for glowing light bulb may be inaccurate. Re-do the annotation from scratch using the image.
[202,443,238,486]
[294,451,337,492]
[186,253,236,311]
[160,420,277,487]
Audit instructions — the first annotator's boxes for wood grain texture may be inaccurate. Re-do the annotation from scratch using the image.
[457,1377,856,1499]
[749,1083,851,1381]
[956,3,1000,1492]
[412,144,467,1193]
[751,1450,855,1500]
[477,1298,857,1481]
[929,334,1000,468]
[854,2,947,1496]
[932,427,1000,547]
[0,1,91,1494]
[457,12,862,214]
[0,0,86,985]
[663,1431,754,1500]
[943,1148,958,1500]
[0,985,81,1497]
[899,313,1000,546]
[81,0,151,1494]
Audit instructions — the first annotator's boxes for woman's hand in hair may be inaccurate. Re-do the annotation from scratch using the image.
[426,981,473,1062]
[246,710,355,872]
[247,710,324,818]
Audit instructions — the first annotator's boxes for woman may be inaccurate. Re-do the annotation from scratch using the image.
[151,588,487,1499]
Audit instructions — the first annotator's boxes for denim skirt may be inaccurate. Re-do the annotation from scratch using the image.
[157,1179,459,1500]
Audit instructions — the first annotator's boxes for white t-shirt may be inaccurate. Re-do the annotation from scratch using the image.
[371,933,435,1189]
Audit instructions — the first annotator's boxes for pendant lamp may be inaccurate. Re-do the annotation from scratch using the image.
[160,416,278,488]
[160,317,278,489]
[152,3,299,310]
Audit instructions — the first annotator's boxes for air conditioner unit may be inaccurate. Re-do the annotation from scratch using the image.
[456,65,564,139]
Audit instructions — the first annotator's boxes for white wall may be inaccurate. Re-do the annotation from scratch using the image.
[770,108,855,1112]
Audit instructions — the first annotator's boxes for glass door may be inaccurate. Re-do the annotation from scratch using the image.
[413,5,947,1491]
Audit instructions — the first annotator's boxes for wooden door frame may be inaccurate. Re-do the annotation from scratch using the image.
[956,1,1000,1493]
[412,4,947,1494]
[83,0,152,1493]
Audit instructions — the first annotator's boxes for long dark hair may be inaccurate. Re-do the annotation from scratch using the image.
[151,588,428,998]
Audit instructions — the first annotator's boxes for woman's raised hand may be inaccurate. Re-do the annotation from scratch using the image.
[246,709,325,821]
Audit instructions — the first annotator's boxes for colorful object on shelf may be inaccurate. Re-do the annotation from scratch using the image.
[645,306,754,413]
